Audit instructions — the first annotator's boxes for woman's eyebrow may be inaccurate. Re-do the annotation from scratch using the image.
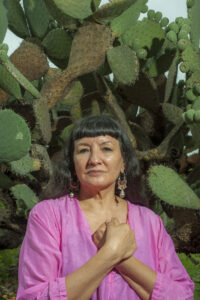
[100,141,114,145]
[76,142,90,147]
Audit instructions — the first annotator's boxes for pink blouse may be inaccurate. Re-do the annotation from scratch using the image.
[16,195,194,300]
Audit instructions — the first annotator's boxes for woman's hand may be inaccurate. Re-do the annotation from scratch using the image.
[93,217,137,262]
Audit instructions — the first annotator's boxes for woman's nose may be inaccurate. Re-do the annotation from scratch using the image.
[88,149,101,165]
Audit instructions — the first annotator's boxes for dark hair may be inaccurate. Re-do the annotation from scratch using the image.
[47,115,146,204]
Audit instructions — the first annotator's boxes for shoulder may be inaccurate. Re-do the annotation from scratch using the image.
[128,201,162,229]
[29,195,71,228]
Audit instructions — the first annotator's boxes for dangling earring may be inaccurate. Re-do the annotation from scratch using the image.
[118,172,127,198]
[69,175,79,199]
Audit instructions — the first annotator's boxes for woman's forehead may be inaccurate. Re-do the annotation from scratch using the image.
[74,135,119,146]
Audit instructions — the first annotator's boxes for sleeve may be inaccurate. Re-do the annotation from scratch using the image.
[16,201,68,300]
[151,216,194,300]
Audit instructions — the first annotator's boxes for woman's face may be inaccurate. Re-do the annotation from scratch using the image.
[73,135,124,192]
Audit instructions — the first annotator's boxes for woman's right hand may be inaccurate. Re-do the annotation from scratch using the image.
[95,217,137,263]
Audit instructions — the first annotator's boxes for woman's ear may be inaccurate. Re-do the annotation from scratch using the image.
[120,161,125,174]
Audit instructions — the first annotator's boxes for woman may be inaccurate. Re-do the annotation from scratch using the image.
[17,115,194,300]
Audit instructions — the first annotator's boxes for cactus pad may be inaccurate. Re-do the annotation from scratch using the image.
[188,0,200,50]
[41,23,113,109]
[107,45,139,85]
[60,124,74,143]
[0,0,8,43]
[162,103,183,125]
[68,23,114,76]
[0,109,31,163]
[186,70,200,91]
[9,154,41,176]
[0,173,13,189]
[111,0,148,36]
[44,0,77,28]
[10,41,49,81]
[148,165,200,209]
[7,0,30,39]
[0,65,22,99]
[61,80,83,106]
[42,28,72,60]
[93,0,134,25]
[23,0,51,38]
[181,42,200,73]
[166,30,178,43]
[122,18,165,52]
[10,184,39,217]
[46,0,92,19]
[33,98,52,144]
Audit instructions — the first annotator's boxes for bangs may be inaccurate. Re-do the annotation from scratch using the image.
[72,115,121,141]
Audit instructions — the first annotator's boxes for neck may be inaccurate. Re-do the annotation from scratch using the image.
[79,185,118,209]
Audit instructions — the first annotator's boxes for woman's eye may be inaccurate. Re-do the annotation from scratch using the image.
[102,147,112,152]
[78,148,89,154]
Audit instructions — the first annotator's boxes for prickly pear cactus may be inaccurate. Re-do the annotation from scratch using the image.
[0,0,200,254]
[0,109,31,162]
[148,165,200,210]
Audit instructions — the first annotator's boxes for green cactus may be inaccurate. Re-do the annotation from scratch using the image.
[178,30,189,40]
[186,89,197,102]
[45,0,92,20]
[7,0,30,39]
[33,98,52,144]
[60,124,74,144]
[9,154,41,177]
[175,17,187,29]
[136,48,148,59]
[44,0,77,29]
[180,62,190,73]
[193,110,200,122]
[181,41,200,73]
[107,45,139,85]
[168,22,179,34]
[181,23,191,33]
[71,101,82,122]
[154,11,162,22]
[60,80,84,106]
[42,28,72,60]
[0,0,8,43]
[182,109,195,123]
[0,109,31,163]
[93,0,134,25]
[160,17,169,27]
[187,0,200,50]
[162,103,183,125]
[187,0,195,8]
[23,0,52,38]
[121,18,165,54]
[178,39,189,51]
[166,30,178,43]
[10,184,39,217]
[0,64,22,99]
[0,48,41,98]
[148,165,200,209]
[164,57,179,103]
[0,172,14,189]
[31,144,53,181]
[147,9,155,20]
[111,0,148,36]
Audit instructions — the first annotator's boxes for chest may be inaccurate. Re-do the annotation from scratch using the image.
[80,201,128,234]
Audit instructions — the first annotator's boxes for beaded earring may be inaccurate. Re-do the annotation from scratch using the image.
[69,175,79,199]
[117,172,127,198]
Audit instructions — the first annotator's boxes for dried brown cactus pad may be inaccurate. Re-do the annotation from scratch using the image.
[10,41,49,81]
[41,23,114,109]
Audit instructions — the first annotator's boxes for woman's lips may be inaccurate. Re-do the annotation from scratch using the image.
[87,170,105,175]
